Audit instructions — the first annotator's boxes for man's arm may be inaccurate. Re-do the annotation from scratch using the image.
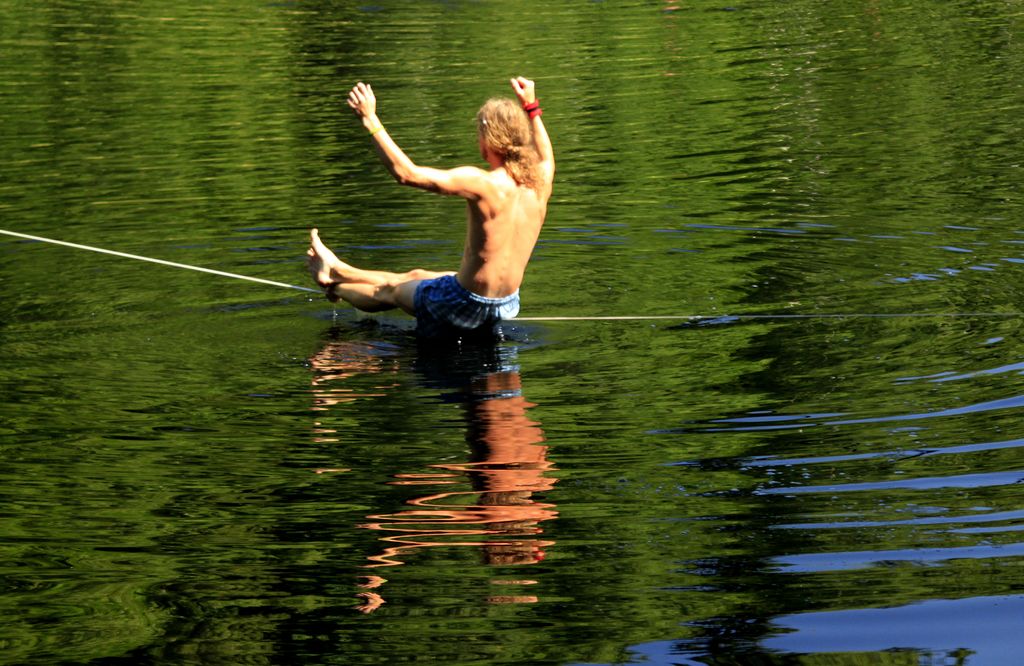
[510,77,555,184]
[347,82,490,199]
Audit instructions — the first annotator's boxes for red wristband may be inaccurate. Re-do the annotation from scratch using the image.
[523,100,542,119]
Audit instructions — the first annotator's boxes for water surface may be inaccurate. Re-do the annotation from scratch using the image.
[3,1,1024,664]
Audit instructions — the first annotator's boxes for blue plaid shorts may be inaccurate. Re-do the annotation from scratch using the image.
[413,275,520,338]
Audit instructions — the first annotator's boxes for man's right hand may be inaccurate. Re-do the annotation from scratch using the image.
[510,77,536,106]
[347,82,377,119]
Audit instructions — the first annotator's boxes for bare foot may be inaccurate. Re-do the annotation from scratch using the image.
[307,228,343,288]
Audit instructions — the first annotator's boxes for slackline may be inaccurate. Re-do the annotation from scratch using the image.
[3,228,1021,322]
[0,228,321,294]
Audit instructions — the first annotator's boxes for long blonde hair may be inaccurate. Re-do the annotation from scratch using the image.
[476,98,540,190]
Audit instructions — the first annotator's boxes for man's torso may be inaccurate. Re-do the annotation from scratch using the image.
[457,169,548,298]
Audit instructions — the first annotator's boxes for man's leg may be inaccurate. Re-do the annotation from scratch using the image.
[308,228,452,287]
[326,279,423,316]
[308,228,453,315]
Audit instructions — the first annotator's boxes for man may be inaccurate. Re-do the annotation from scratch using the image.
[307,76,554,337]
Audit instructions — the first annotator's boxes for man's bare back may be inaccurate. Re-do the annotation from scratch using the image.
[458,165,549,298]
[306,76,554,337]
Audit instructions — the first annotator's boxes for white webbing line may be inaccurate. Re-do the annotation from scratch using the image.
[514,313,1023,321]
[0,228,321,294]
[3,228,1022,321]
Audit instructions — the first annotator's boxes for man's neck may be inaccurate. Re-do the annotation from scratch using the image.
[483,147,503,169]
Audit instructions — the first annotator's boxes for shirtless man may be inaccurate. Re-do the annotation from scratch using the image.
[307,76,554,337]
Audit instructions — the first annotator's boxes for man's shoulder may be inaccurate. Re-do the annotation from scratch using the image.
[448,164,493,178]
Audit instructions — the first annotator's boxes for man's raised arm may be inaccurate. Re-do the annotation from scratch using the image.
[347,82,489,199]
[510,77,554,182]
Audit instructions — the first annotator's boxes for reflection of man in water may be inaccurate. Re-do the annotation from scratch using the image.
[306,76,554,338]
[458,369,556,569]
[308,336,557,611]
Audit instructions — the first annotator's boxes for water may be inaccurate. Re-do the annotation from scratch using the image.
[3,1,1024,664]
